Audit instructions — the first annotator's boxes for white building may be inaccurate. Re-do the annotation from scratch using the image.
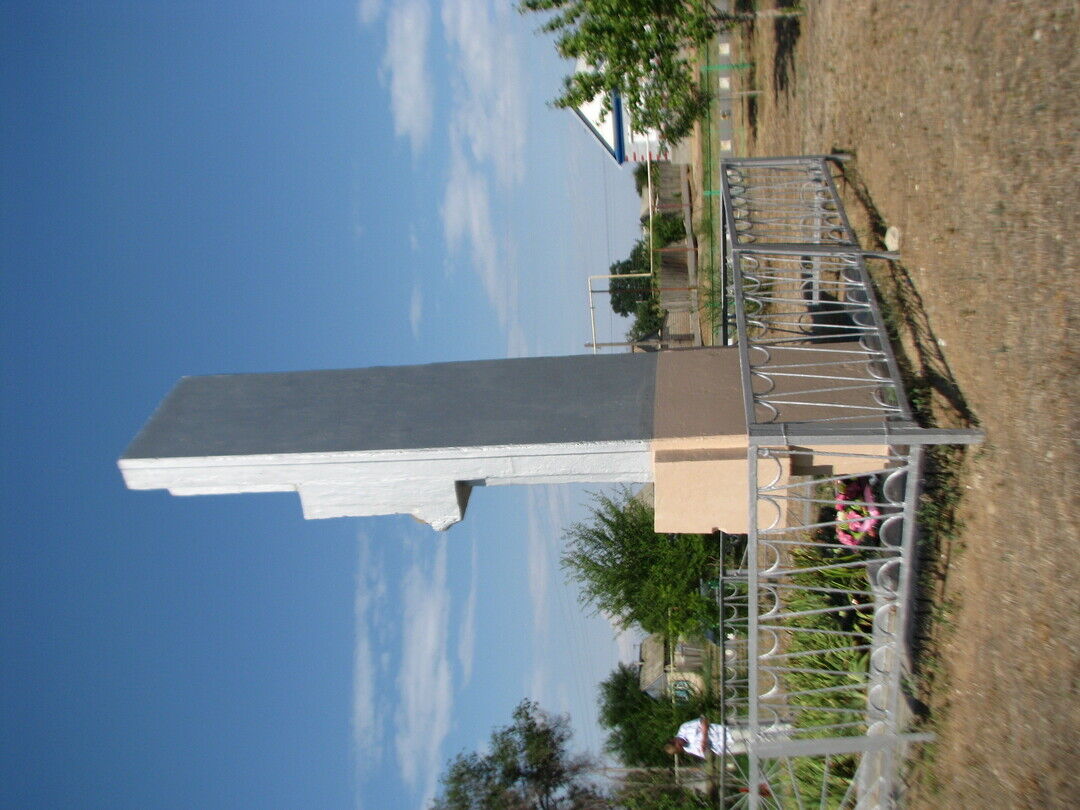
[573,77,668,165]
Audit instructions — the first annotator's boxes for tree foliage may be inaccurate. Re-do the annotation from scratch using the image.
[649,211,686,247]
[596,664,685,767]
[432,697,711,808]
[607,255,651,319]
[561,488,717,636]
[597,663,726,771]
[607,212,686,343]
[596,666,716,804]
[625,299,665,343]
[518,0,716,142]
[432,700,606,810]
[613,773,713,810]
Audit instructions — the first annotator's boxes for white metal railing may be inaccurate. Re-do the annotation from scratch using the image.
[714,156,980,808]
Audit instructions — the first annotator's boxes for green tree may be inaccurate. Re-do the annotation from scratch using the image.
[597,664,723,769]
[625,298,665,343]
[608,213,686,341]
[519,2,801,142]
[607,257,652,319]
[518,0,717,142]
[597,664,681,767]
[607,240,663,345]
[613,772,713,810]
[432,700,607,810]
[562,488,717,636]
[649,211,686,247]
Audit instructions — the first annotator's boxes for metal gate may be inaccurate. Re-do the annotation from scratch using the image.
[715,156,980,808]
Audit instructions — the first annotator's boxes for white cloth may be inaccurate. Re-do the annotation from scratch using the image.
[675,719,791,758]
[675,719,746,758]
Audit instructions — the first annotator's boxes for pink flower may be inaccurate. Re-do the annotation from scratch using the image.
[835,479,880,546]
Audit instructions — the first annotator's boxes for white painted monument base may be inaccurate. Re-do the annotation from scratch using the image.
[121,440,651,529]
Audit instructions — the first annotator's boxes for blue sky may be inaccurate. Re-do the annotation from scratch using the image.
[2,2,642,808]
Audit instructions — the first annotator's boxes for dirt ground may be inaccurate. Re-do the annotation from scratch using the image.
[705,1,1078,806]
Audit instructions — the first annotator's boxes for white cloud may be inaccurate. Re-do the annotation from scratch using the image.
[441,0,527,188]
[525,488,551,640]
[526,485,579,647]
[352,534,388,778]
[506,323,529,359]
[522,486,631,756]
[436,0,534,357]
[395,542,454,807]
[524,485,580,713]
[382,0,433,153]
[442,142,512,329]
[372,0,527,182]
[362,0,539,355]
[456,537,478,686]
[356,0,382,26]
[527,667,549,706]
[501,239,527,358]
[409,283,423,340]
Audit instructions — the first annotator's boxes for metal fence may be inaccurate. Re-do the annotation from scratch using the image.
[713,156,980,808]
[716,446,928,808]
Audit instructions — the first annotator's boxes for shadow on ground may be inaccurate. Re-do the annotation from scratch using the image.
[773,2,802,96]
[831,158,980,747]
[834,159,979,429]
[734,0,759,138]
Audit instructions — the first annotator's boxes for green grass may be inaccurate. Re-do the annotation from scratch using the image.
[692,521,873,805]
[697,35,725,344]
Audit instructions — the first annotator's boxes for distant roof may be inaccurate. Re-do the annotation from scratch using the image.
[638,633,666,694]
[573,89,625,164]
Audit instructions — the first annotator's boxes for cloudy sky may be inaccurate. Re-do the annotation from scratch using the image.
[2,2,642,808]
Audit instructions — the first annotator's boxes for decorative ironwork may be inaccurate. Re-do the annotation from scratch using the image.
[715,156,979,808]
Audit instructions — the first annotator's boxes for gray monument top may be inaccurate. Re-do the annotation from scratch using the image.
[124,353,658,460]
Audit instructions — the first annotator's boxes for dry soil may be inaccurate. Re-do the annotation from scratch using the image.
[709,2,1078,806]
